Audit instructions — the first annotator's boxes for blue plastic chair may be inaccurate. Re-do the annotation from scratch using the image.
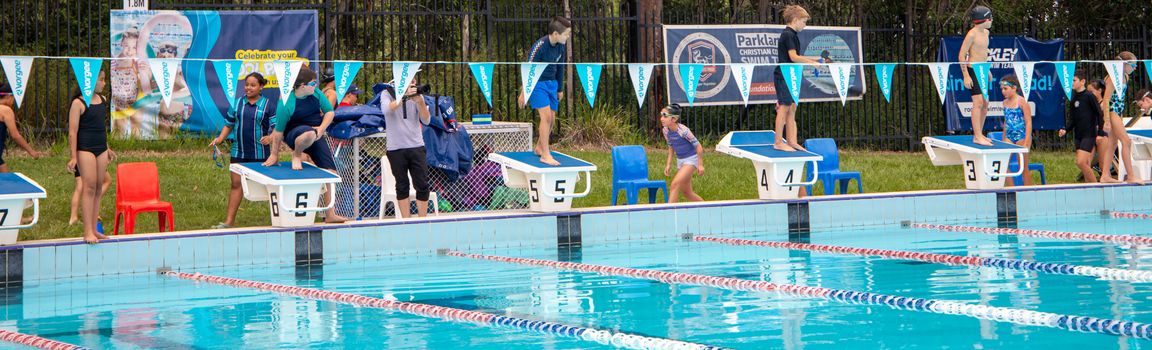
[803,138,863,195]
[611,145,668,205]
[987,132,1047,185]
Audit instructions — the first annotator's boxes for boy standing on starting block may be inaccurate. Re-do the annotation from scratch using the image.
[773,5,831,152]
[519,16,571,166]
[959,5,994,146]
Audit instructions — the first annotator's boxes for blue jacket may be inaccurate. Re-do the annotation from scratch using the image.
[423,119,474,182]
[527,35,567,88]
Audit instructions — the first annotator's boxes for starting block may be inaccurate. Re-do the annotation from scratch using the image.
[1128,129,1152,181]
[0,173,46,245]
[489,151,596,212]
[231,162,342,227]
[922,135,1027,189]
[716,131,821,200]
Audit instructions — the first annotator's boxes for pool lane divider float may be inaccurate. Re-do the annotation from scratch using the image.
[909,222,1152,246]
[1110,211,1152,220]
[160,269,726,350]
[0,329,89,350]
[687,234,1152,282]
[441,250,1152,340]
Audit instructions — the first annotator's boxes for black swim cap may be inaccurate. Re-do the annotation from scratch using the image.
[970,6,992,23]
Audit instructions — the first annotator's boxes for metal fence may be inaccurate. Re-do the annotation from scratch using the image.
[1,0,1149,151]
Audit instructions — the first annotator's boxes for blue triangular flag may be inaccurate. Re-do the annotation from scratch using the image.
[574,63,602,108]
[332,61,363,101]
[1053,61,1076,101]
[69,58,103,107]
[678,63,703,106]
[212,60,243,110]
[874,63,896,103]
[1144,60,1152,85]
[778,64,803,104]
[469,63,495,108]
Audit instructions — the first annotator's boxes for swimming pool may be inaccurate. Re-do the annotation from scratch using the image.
[1,185,1151,348]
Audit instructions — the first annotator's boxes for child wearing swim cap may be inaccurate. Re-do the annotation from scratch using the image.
[960,5,994,147]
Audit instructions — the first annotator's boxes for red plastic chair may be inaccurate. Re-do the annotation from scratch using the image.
[113,162,174,235]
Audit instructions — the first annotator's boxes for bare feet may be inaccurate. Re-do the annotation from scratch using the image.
[83,232,100,244]
[324,213,349,224]
[290,154,304,170]
[1125,176,1143,184]
[973,136,994,146]
[539,154,561,166]
[69,217,79,225]
[773,142,796,152]
[1100,176,1122,184]
[791,143,808,152]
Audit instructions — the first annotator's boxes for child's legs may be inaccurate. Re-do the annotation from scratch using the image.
[70,176,83,222]
[535,107,555,153]
[77,152,101,236]
[1075,150,1097,183]
[971,94,986,136]
[774,104,789,144]
[677,167,703,202]
[225,172,243,225]
[1111,114,1136,179]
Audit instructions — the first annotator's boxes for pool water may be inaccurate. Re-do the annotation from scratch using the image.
[3,214,1152,349]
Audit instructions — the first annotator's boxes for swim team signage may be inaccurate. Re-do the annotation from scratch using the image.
[938,36,1065,131]
[663,24,865,106]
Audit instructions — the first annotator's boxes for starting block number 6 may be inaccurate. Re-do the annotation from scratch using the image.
[965,160,1002,182]
[270,193,310,217]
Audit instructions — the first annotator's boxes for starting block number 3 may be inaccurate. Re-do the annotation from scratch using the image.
[965,160,1001,181]
[270,193,309,217]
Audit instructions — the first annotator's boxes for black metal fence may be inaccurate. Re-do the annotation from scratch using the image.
[1,0,1149,150]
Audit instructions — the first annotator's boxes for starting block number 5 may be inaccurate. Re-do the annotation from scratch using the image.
[529,179,567,203]
[270,193,309,217]
[965,160,1001,181]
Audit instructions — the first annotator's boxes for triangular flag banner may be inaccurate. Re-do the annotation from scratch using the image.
[678,63,703,106]
[1011,62,1036,100]
[874,64,896,103]
[1053,61,1076,101]
[392,61,422,94]
[971,62,992,100]
[148,58,181,108]
[1103,60,1127,98]
[574,63,602,108]
[626,63,656,108]
[273,60,303,105]
[332,60,363,102]
[212,60,242,110]
[925,63,952,105]
[69,58,103,107]
[827,63,854,106]
[729,63,756,105]
[1144,60,1152,85]
[468,63,494,108]
[520,62,548,101]
[0,57,34,108]
[778,64,804,104]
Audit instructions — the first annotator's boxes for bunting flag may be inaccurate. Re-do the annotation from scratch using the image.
[520,62,548,101]
[874,63,896,103]
[68,58,103,107]
[827,63,854,105]
[468,63,494,108]
[678,63,703,106]
[777,64,804,104]
[971,62,992,100]
[272,60,303,105]
[1053,61,1076,101]
[626,63,656,108]
[1011,62,1036,100]
[1144,60,1152,85]
[924,63,952,105]
[392,61,422,94]
[729,63,756,105]
[1103,60,1127,98]
[0,57,34,108]
[332,60,363,101]
[211,60,242,109]
[148,58,181,108]
[574,63,603,108]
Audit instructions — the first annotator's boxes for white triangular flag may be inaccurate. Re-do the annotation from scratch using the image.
[273,60,303,105]
[925,63,952,105]
[627,63,657,107]
[147,58,181,108]
[1011,62,1036,100]
[392,61,422,93]
[520,63,548,100]
[827,63,854,105]
[0,57,34,108]
[729,63,756,105]
[1102,60,1127,98]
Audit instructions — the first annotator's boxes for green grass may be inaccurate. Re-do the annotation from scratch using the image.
[3,141,1085,241]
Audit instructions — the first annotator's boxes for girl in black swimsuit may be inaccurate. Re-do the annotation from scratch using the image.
[68,69,116,244]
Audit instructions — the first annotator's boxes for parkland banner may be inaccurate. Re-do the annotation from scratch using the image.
[937,36,1064,131]
[110,10,319,139]
[663,24,865,106]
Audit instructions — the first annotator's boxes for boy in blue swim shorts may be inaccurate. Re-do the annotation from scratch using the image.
[519,16,571,166]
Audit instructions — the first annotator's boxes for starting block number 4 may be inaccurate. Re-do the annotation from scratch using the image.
[760,169,796,192]
[270,192,309,218]
[965,160,1001,182]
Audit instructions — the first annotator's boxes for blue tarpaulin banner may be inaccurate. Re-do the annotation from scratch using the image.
[937,36,1065,131]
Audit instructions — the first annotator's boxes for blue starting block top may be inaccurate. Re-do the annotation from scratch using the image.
[230,162,341,185]
[716,131,821,162]
[1128,129,1152,139]
[0,173,47,201]
[489,152,597,173]
[922,135,1026,153]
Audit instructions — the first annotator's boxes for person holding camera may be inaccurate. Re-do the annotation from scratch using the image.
[381,80,433,218]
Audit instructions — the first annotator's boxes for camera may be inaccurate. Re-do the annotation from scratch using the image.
[415,84,432,96]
